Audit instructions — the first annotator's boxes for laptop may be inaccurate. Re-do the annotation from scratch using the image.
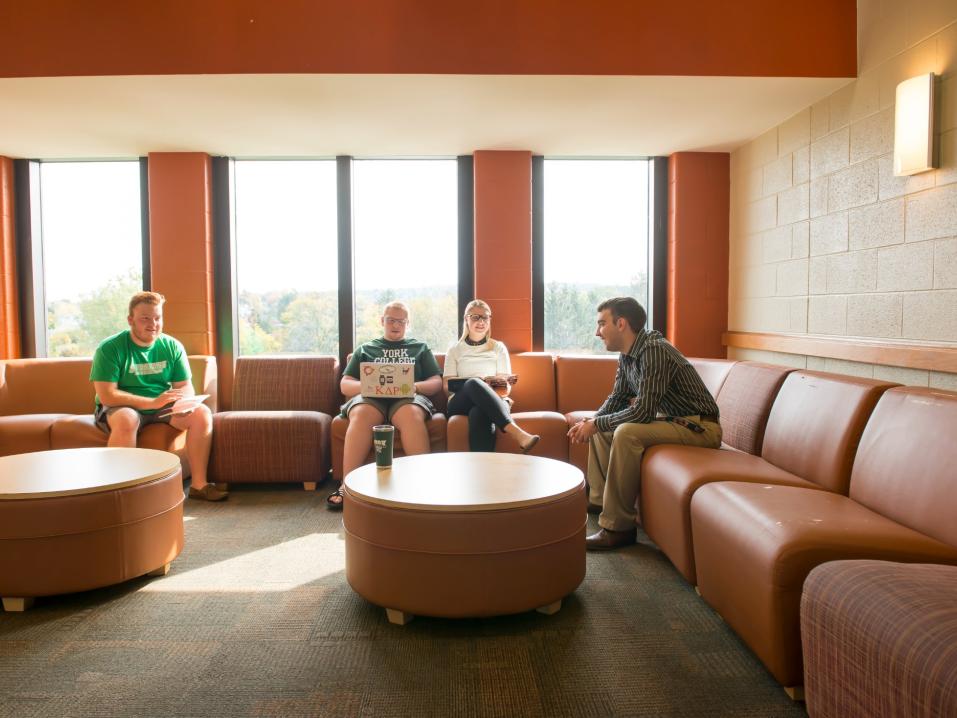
[359,362,416,398]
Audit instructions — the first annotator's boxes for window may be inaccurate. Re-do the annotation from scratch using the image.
[543,159,651,353]
[352,159,458,351]
[234,160,339,356]
[40,161,143,357]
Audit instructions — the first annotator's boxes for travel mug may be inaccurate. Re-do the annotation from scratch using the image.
[372,424,394,469]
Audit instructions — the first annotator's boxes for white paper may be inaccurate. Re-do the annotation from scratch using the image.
[157,394,209,416]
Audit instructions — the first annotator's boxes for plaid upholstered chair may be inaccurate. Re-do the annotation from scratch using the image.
[209,356,339,490]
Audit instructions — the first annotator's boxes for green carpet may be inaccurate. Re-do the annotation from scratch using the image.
[0,484,806,717]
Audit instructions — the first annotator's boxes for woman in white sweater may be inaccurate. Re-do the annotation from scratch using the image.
[443,299,540,453]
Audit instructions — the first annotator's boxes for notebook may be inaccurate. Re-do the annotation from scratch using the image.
[156,394,210,417]
[359,362,416,398]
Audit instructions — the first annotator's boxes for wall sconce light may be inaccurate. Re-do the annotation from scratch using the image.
[894,73,936,176]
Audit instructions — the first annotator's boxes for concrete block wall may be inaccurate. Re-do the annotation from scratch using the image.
[729,2,957,390]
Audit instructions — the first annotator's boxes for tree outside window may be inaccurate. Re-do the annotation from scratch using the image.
[352,159,458,352]
[234,160,339,356]
[41,161,143,357]
[544,159,650,354]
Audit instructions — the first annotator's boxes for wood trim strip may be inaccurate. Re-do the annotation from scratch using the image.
[723,331,957,373]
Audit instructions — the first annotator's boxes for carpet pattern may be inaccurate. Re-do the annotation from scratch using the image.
[0,484,806,717]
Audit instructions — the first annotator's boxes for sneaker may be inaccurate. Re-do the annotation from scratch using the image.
[188,483,229,502]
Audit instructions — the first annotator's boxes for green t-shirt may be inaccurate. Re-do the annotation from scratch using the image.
[344,337,441,383]
[89,331,191,413]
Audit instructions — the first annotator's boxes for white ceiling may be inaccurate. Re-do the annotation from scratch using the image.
[0,73,852,159]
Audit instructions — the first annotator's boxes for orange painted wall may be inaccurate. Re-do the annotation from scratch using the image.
[147,153,216,356]
[0,1,855,79]
[667,153,730,358]
[0,157,20,359]
[473,151,533,353]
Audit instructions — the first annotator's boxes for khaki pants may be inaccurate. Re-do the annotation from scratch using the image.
[587,417,722,532]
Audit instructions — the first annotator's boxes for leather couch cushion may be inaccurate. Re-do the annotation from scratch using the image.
[687,358,736,398]
[0,359,96,415]
[508,353,556,412]
[848,387,957,547]
[691,481,957,686]
[49,414,107,449]
[714,362,792,455]
[554,355,618,414]
[761,371,896,493]
[0,414,66,455]
[642,445,821,584]
[446,411,569,461]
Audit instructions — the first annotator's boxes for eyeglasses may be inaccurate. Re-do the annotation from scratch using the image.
[384,317,408,326]
[467,314,490,323]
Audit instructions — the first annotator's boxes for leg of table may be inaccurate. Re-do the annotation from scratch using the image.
[784,686,805,702]
[386,608,414,625]
[536,600,562,616]
[147,563,171,577]
[303,482,317,491]
[2,597,35,612]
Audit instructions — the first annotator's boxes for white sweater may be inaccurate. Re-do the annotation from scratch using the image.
[443,339,511,385]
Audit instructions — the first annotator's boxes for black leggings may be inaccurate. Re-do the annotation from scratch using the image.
[447,378,512,452]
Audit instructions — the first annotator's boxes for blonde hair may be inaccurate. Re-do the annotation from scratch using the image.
[382,300,410,319]
[128,291,165,316]
[460,299,497,350]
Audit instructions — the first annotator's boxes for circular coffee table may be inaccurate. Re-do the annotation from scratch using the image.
[343,453,586,624]
[0,447,185,611]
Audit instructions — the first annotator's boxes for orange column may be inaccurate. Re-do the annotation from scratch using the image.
[147,153,215,355]
[0,157,20,359]
[473,151,532,352]
[668,153,729,358]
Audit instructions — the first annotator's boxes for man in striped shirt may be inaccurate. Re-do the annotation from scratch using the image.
[568,297,721,550]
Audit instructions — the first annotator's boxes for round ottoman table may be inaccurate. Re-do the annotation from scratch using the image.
[343,452,585,624]
[0,447,185,611]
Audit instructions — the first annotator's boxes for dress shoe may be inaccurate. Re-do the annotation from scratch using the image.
[585,527,636,551]
[188,483,229,502]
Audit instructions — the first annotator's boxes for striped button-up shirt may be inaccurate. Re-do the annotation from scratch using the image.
[592,329,720,432]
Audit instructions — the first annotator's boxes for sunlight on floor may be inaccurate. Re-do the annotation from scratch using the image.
[138,533,345,592]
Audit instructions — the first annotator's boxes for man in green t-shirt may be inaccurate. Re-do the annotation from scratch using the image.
[327,300,442,510]
[90,291,224,501]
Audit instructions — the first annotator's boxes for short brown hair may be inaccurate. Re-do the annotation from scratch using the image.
[128,291,165,316]
[597,297,646,332]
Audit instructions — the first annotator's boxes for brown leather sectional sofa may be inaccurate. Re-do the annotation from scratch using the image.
[688,384,957,691]
[8,353,957,702]
[0,356,217,468]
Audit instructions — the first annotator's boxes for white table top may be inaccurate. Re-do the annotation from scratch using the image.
[0,448,181,500]
[344,452,584,511]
